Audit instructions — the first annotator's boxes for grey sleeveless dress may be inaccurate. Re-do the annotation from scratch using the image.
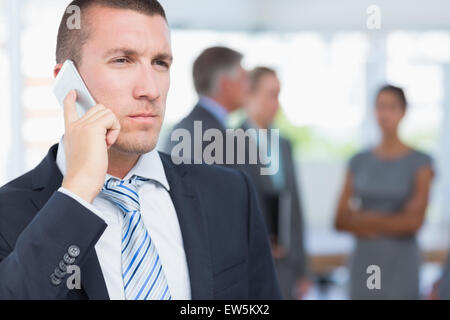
[347,149,433,299]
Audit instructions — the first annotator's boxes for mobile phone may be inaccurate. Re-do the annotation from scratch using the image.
[53,60,96,118]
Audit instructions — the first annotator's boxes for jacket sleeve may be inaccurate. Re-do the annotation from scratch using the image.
[438,252,450,299]
[0,191,106,299]
[239,170,282,300]
[284,140,309,279]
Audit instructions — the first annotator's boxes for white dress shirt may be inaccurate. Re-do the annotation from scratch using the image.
[55,137,191,300]
[198,95,229,128]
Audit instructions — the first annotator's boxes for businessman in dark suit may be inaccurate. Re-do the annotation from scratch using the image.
[0,0,280,300]
[162,46,250,162]
[239,67,310,299]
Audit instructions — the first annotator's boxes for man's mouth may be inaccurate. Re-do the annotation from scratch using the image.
[127,113,158,124]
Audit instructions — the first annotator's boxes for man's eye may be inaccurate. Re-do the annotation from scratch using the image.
[154,60,169,69]
[113,58,129,64]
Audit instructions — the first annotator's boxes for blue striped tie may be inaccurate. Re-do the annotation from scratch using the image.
[99,175,172,300]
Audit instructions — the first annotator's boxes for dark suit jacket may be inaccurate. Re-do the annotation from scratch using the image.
[162,103,230,163]
[0,144,281,300]
[238,120,308,297]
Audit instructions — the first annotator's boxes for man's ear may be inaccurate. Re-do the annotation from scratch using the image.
[53,63,63,78]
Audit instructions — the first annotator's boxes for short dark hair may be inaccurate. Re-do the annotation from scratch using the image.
[56,0,167,65]
[249,66,277,91]
[193,46,243,96]
[377,84,408,109]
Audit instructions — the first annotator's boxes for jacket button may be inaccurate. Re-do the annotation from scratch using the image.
[68,245,80,258]
[54,267,66,279]
[59,260,68,272]
[50,273,61,286]
[63,253,75,265]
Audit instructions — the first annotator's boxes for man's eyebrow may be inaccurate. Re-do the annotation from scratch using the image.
[103,48,141,58]
[154,53,173,63]
[103,48,173,62]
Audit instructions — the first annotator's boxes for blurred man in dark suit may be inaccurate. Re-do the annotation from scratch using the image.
[239,67,310,299]
[162,46,250,161]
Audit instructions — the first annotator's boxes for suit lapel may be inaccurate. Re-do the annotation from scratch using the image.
[30,144,109,300]
[159,153,214,299]
[193,103,226,132]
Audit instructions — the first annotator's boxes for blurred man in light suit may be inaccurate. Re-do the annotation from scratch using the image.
[239,67,310,299]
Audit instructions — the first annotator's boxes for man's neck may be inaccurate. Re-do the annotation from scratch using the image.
[206,95,232,113]
[107,147,141,180]
[246,111,269,130]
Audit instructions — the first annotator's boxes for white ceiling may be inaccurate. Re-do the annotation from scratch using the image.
[12,0,450,32]
[159,0,450,32]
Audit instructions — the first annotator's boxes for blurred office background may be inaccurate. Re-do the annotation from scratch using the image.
[2,0,450,299]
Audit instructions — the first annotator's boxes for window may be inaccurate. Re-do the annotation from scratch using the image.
[0,0,11,185]
[387,31,450,249]
[21,0,67,170]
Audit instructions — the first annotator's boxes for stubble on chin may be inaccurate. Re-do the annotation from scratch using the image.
[112,132,158,155]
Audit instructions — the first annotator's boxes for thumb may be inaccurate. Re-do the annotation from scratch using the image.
[105,121,121,149]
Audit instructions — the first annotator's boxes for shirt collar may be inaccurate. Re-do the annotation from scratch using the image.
[198,95,229,128]
[245,117,274,131]
[245,118,261,130]
[56,136,170,191]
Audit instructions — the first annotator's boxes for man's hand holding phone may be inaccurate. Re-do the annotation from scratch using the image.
[61,90,121,203]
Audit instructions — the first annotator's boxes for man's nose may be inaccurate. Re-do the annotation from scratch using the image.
[133,65,161,101]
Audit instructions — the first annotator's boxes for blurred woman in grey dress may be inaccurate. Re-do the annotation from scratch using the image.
[334,85,434,299]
